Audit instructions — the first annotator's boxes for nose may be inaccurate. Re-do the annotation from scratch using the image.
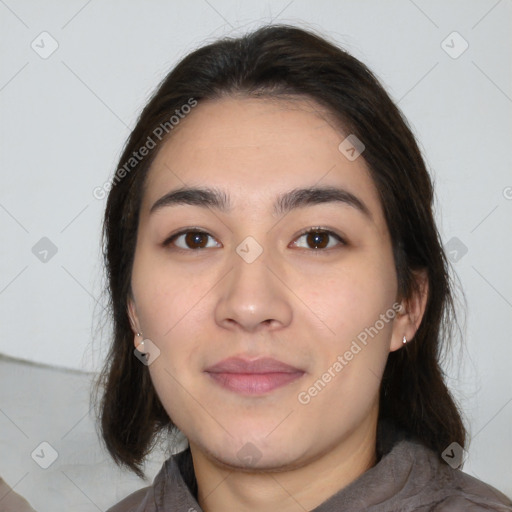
[214,244,293,333]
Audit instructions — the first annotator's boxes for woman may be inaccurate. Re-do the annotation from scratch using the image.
[95,25,512,511]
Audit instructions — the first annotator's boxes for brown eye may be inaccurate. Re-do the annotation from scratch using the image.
[293,229,344,250]
[184,232,209,249]
[306,231,329,249]
[167,230,220,250]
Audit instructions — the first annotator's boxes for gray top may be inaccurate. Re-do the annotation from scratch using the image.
[107,422,512,512]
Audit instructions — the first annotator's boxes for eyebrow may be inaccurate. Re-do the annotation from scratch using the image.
[149,185,372,220]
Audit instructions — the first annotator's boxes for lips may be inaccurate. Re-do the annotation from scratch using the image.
[205,357,302,374]
[204,357,305,395]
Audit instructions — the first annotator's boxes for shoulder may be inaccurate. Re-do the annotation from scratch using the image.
[430,495,512,511]
[379,435,512,511]
[407,441,512,511]
[429,470,512,511]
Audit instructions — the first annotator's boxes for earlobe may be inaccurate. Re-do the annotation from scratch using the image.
[127,297,143,348]
[390,269,429,352]
[389,305,410,352]
[134,333,145,353]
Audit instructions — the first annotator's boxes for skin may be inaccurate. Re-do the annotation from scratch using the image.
[128,97,428,512]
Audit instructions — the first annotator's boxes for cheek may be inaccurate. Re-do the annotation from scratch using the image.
[297,253,397,343]
[131,250,210,391]
[296,278,395,431]
[296,252,397,411]
[131,249,208,339]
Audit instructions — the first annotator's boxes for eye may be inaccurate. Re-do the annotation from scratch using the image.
[164,229,221,250]
[291,228,345,250]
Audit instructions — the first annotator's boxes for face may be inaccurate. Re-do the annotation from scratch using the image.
[128,96,409,471]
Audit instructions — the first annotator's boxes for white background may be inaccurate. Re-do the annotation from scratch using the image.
[1,0,511,499]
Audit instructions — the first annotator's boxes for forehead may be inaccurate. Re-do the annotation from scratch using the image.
[142,97,386,226]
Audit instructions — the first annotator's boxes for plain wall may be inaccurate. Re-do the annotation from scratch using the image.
[1,0,511,496]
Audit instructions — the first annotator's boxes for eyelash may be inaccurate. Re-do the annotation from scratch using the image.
[162,227,346,253]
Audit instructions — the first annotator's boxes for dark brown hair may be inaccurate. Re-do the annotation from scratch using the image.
[93,24,466,478]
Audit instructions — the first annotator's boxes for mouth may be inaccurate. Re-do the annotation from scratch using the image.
[204,357,305,395]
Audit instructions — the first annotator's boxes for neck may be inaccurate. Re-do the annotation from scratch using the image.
[190,411,378,512]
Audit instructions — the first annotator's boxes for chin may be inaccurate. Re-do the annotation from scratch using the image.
[206,444,305,473]
[192,427,312,473]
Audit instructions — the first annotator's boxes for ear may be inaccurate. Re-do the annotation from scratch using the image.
[390,269,429,352]
[127,296,144,352]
